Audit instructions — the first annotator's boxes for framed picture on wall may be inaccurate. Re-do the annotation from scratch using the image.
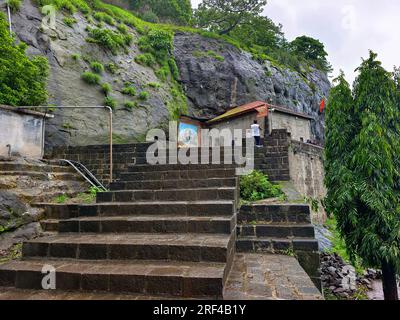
[178,122,199,148]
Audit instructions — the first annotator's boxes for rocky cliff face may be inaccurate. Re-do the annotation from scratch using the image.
[2,1,330,149]
[174,33,330,142]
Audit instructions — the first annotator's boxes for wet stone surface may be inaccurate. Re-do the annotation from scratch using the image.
[223,253,323,300]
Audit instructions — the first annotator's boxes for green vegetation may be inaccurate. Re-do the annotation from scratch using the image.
[324,52,400,300]
[124,101,136,109]
[104,96,116,109]
[90,61,104,74]
[100,82,111,95]
[105,62,118,74]
[240,170,286,202]
[63,16,77,27]
[121,85,136,96]
[193,0,331,73]
[0,243,22,264]
[71,53,80,60]
[36,0,90,14]
[129,0,192,25]
[93,11,116,25]
[0,13,49,106]
[193,50,224,61]
[7,0,22,13]
[117,23,128,34]
[135,53,156,67]
[86,27,132,55]
[81,71,100,84]
[138,91,149,100]
[147,82,161,88]
[55,194,69,204]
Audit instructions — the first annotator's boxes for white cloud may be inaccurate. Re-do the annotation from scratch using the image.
[191,0,400,83]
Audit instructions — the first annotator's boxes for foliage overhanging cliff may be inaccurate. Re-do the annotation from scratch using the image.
[0,0,331,148]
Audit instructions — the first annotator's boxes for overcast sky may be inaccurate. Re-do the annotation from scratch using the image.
[191,0,400,84]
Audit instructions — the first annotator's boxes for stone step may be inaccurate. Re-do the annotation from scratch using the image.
[58,215,234,234]
[238,204,311,224]
[110,178,237,191]
[96,187,237,203]
[119,168,236,181]
[127,163,241,173]
[21,233,232,263]
[237,224,315,238]
[35,201,235,219]
[236,237,319,253]
[0,163,74,173]
[40,219,58,232]
[0,171,84,181]
[132,154,265,165]
[0,259,226,298]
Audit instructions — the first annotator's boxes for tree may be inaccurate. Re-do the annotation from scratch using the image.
[194,0,267,35]
[0,13,49,106]
[229,15,285,50]
[325,52,400,300]
[290,36,331,72]
[130,0,192,25]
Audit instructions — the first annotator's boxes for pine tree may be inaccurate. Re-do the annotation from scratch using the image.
[325,52,400,300]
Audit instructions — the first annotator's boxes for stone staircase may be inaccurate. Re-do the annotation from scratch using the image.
[236,204,321,289]
[0,155,238,298]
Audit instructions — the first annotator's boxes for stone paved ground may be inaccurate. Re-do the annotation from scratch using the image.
[223,254,323,300]
[0,253,323,300]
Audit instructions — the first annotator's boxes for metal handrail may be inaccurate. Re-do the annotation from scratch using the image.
[61,159,108,191]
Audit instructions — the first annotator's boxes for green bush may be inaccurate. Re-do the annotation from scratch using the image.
[117,23,128,34]
[81,71,100,85]
[121,86,136,96]
[7,0,21,13]
[138,91,149,100]
[63,17,77,27]
[86,27,131,55]
[101,82,111,95]
[104,96,116,109]
[105,62,118,74]
[134,53,156,67]
[93,11,116,26]
[124,101,136,109]
[147,82,161,88]
[71,53,80,61]
[90,61,104,74]
[0,14,49,106]
[141,10,159,23]
[240,170,285,202]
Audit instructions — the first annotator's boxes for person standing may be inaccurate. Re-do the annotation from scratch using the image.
[251,120,262,147]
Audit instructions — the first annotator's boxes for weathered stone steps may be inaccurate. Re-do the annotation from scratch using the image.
[127,163,239,172]
[0,163,74,173]
[110,177,237,191]
[119,168,236,181]
[237,224,315,238]
[238,204,311,224]
[97,187,236,202]
[236,237,319,253]
[0,259,226,298]
[0,171,84,181]
[20,233,232,263]
[57,215,234,234]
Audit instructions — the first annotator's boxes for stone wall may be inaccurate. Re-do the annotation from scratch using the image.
[289,141,326,223]
[263,129,291,181]
[269,111,312,142]
[0,106,47,158]
[48,144,140,185]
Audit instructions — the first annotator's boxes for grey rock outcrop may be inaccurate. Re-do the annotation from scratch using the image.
[174,33,330,142]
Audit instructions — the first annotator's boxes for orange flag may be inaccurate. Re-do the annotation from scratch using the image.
[319,98,325,113]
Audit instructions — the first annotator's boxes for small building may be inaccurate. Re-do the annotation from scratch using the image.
[0,105,53,158]
[178,101,313,146]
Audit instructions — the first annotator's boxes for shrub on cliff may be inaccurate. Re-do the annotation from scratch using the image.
[0,13,48,106]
